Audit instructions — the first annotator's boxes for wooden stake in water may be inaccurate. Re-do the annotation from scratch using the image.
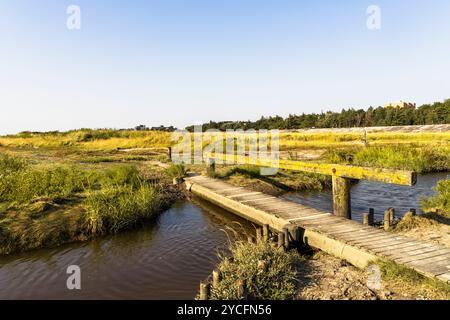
[212,270,221,288]
[363,208,375,226]
[384,209,391,231]
[263,224,270,242]
[389,207,395,223]
[199,281,210,300]
[256,228,263,243]
[277,232,285,249]
[237,278,248,299]
[283,228,290,248]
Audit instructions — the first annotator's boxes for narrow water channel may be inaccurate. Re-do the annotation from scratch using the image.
[0,173,447,299]
[0,199,255,300]
[284,172,449,222]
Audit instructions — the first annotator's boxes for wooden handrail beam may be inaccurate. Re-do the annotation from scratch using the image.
[206,153,416,186]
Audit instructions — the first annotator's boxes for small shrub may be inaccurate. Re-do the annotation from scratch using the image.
[210,241,301,300]
[166,163,187,179]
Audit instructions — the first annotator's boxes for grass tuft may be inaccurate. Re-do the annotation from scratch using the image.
[210,241,301,300]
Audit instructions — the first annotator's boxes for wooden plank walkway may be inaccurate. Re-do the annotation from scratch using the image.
[185,175,450,284]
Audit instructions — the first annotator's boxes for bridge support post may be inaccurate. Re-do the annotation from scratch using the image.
[199,281,210,300]
[206,158,215,175]
[332,176,352,219]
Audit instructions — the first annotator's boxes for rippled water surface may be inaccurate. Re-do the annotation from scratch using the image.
[284,172,449,222]
[0,199,254,299]
[0,173,447,299]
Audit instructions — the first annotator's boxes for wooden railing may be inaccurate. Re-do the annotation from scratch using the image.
[205,153,417,219]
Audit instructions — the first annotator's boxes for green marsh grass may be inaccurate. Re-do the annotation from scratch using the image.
[0,154,173,254]
[210,241,301,300]
[84,183,164,235]
[376,259,450,299]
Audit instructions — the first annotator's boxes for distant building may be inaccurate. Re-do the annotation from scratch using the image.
[134,125,149,131]
[384,101,416,109]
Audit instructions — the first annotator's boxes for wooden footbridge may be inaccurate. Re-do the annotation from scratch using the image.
[183,154,450,284]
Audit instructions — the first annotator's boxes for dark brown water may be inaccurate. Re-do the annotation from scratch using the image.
[0,173,447,299]
[0,199,255,300]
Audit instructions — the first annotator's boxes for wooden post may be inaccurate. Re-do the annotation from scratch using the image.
[237,278,247,299]
[363,208,374,226]
[389,207,395,223]
[332,176,352,219]
[277,232,285,249]
[410,208,416,216]
[199,281,210,300]
[256,228,263,243]
[369,208,374,225]
[384,209,391,231]
[206,158,215,175]
[363,213,370,226]
[212,270,221,288]
[168,147,172,161]
[283,228,290,248]
[262,224,270,242]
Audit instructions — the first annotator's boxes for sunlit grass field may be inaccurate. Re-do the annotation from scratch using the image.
[0,127,448,255]
[0,128,448,150]
[1,128,448,173]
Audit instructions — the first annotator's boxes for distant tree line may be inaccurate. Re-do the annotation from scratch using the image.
[185,99,450,131]
[134,125,177,132]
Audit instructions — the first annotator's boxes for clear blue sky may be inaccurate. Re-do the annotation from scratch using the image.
[1,0,450,134]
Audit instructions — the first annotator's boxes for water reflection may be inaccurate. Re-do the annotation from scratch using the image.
[0,200,254,300]
[284,172,449,222]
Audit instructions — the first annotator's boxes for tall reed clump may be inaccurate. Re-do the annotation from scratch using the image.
[83,183,164,235]
[210,241,301,300]
[421,179,450,216]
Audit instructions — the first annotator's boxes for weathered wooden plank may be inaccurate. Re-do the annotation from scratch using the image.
[266,207,322,217]
[338,230,389,242]
[347,234,399,246]
[233,194,276,201]
[397,250,450,264]
[437,273,450,283]
[240,197,278,204]
[281,214,326,222]
[228,192,262,198]
[385,245,437,259]
[185,175,450,285]
[215,187,245,194]
[349,234,404,244]
[368,241,419,253]
[405,257,450,274]
[312,221,361,232]
[329,227,380,238]
[207,153,416,186]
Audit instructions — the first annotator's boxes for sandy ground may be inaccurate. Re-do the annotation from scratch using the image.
[296,251,440,300]
[397,224,450,248]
